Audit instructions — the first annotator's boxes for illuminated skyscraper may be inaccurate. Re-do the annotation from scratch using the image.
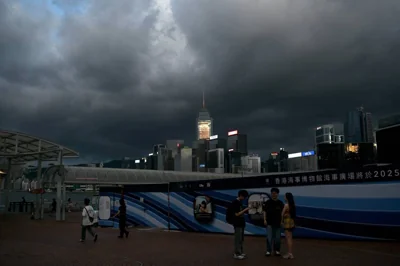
[196,91,213,140]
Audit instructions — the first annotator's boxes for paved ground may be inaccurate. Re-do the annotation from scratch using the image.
[1,213,399,266]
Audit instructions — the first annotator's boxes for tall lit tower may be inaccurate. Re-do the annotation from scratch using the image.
[196,91,213,140]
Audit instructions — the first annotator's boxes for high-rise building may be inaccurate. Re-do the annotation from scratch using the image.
[277,148,288,172]
[153,144,166,155]
[175,146,193,172]
[193,139,209,172]
[364,112,374,143]
[266,152,279,173]
[196,91,213,140]
[166,140,184,159]
[344,143,375,167]
[376,114,400,164]
[207,148,224,174]
[344,107,374,143]
[317,143,345,170]
[146,153,157,170]
[240,155,261,174]
[315,124,344,145]
[226,150,243,173]
[209,135,227,151]
[227,130,248,155]
[157,147,174,171]
[287,151,318,172]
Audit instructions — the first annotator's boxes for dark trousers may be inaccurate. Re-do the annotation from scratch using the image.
[81,225,95,240]
[234,227,244,255]
[266,225,281,252]
[119,219,128,237]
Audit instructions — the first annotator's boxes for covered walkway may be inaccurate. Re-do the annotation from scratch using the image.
[0,129,79,221]
[63,166,247,184]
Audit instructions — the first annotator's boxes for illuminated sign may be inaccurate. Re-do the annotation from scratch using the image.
[302,150,315,157]
[316,127,322,130]
[135,160,140,163]
[148,153,153,156]
[177,143,180,147]
[271,152,278,156]
[288,152,302,159]
[199,164,205,168]
[228,149,234,152]
[288,150,315,159]
[228,130,238,136]
[210,135,218,140]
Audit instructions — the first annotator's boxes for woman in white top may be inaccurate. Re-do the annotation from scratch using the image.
[80,198,98,243]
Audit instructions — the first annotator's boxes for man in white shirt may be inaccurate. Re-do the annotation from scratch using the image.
[80,198,98,243]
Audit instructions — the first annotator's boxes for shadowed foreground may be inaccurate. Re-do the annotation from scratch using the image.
[0,213,399,266]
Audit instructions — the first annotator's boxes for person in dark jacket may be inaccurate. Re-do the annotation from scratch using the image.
[231,190,250,260]
[49,198,56,217]
[113,198,130,238]
[263,187,284,256]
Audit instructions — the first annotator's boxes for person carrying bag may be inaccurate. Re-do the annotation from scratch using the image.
[80,198,98,243]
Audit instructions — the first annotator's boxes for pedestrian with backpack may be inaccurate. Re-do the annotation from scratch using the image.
[80,198,98,243]
[226,190,250,260]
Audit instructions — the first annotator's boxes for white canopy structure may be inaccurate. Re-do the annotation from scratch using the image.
[0,129,79,163]
[63,166,249,184]
[0,129,79,220]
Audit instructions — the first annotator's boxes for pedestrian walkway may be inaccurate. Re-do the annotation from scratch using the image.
[0,213,399,266]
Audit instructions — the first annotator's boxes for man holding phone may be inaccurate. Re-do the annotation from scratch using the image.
[231,190,250,260]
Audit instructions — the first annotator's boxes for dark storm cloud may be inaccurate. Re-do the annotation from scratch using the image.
[1,0,400,161]
[171,0,400,153]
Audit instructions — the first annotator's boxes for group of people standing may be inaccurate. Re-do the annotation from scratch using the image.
[79,190,295,259]
[229,188,296,260]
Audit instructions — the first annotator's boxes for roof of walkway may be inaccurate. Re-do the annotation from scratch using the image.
[0,129,79,164]
[63,166,251,184]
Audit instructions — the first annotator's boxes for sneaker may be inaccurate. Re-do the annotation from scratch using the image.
[283,253,294,259]
[241,253,247,258]
[233,254,245,260]
[265,251,271,256]
[93,234,98,243]
[275,251,281,256]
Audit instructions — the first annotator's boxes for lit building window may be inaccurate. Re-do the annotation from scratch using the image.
[198,120,211,140]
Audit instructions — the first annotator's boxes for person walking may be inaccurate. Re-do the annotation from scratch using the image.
[263,187,284,256]
[49,198,56,216]
[282,192,296,259]
[112,198,129,238]
[67,198,73,212]
[226,190,250,260]
[80,198,98,243]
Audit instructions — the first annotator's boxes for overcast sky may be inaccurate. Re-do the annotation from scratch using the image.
[1,0,399,163]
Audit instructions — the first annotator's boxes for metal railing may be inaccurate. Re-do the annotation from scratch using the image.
[8,202,34,213]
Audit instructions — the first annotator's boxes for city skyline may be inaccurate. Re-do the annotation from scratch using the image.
[1,0,400,162]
